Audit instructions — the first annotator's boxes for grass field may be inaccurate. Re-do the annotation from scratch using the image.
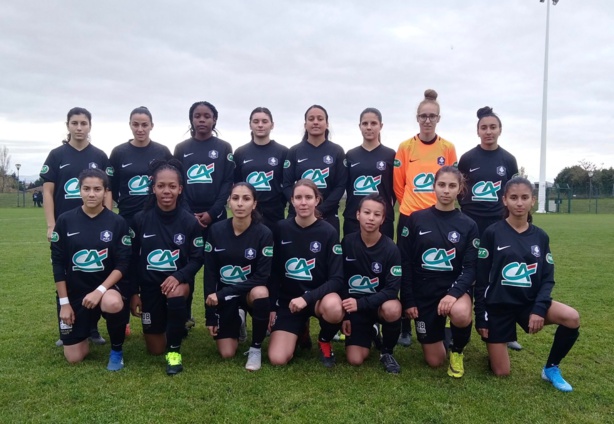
[1,209,613,423]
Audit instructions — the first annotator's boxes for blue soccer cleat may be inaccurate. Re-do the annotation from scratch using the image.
[542,366,573,392]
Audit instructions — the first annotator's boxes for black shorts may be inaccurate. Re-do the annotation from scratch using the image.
[345,309,380,349]
[214,295,251,340]
[141,288,167,335]
[483,304,533,343]
[343,217,394,240]
[414,298,447,344]
[271,301,317,336]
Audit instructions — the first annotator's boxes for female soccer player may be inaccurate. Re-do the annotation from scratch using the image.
[204,183,273,371]
[475,177,580,392]
[50,168,131,370]
[399,166,477,378]
[341,194,402,374]
[344,108,396,239]
[109,106,172,227]
[173,101,235,326]
[458,106,522,351]
[283,105,347,235]
[129,159,203,375]
[234,107,288,231]
[268,179,344,367]
[393,89,457,347]
[41,107,113,346]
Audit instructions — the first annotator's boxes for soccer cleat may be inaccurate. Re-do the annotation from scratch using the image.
[380,353,401,374]
[55,338,63,347]
[507,341,523,351]
[185,317,196,331]
[542,366,573,392]
[106,350,124,371]
[448,352,465,378]
[318,341,336,368]
[332,331,345,342]
[166,352,183,375]
[297,325,312,350]
[238,309,247,343]
[397,332,412,347]
[244,347,262,371]
[89,330,106,345]
[125,323,131,336]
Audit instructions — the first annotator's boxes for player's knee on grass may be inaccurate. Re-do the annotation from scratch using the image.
[423,343,446,368]
[145,334,166,356]
[217,339,238,359]
[249,285,269,302]
[346,346,369,366]
[379,300,402,322]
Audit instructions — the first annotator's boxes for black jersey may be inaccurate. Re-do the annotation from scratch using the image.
[457,145,518,218]
[50,207,131,298]
[341,232,401,311]
[173,136,234,218]
[343,144,396,225]
[40,143,112,218]
[282,140,347,219]
[475,220,555,328]
[398,206,479,309]
[109,140,172,220]
[233,140,288,223]
[271,218,343,307]
[131,205,203,295]
[204,219,273,324]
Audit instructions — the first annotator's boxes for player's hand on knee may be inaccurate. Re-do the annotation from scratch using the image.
[341,298,357,313]
[528,314,544,334]
[437,295,456,316]
[477,328,488,338]
[405,307,418,319]
[205,293,218,307]
[207,326,218,337]
[342,320,351,336]
[59,305,75,326]
[82,290,103,309]
[130,295,142,317]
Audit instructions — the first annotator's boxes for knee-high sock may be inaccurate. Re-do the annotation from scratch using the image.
[546,325,579,368]
[318,317,341,343]
[186,280,195,318]
[381,318,401,354]
[167,296,188,353]
[105,306,129,351]
[400,316,412,336]
[91,307,102,332]
[251,298,270,348]
[450,322,472,353]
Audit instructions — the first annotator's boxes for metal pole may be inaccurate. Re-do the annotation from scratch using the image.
[15,164,21,207]
[537,0,551,213]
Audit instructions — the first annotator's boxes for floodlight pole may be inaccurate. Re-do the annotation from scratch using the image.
[16,163,21,207]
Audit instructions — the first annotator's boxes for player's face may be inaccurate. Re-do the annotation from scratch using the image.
[130,114,154,143]
[291,185,319,218]
[477,117,501,148]
[434,172,460,207]
[250,112,274,139]
[416,103,440,135]
[192,105,216,139]
[304,108,328,138]
[229,185,256,219]
[357,200,385,234]
[153,169,182,211]
[66,114,91,143]
[503,184,535,219]
[80,177,106,209]
[359,113,382,143]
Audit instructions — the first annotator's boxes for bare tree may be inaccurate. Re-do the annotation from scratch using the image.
[0,145,11,193]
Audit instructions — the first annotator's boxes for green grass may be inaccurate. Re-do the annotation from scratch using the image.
[1,209,613,423]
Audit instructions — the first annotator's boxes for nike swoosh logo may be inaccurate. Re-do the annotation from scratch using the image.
[419,231,432,236]
[243,159,253,164]
[67,232,80,237]
[214,248,226,252]
[297,158,308,163]
[184,153,194,157]
[281,240,292,245]
[469,167,480,172]
[497,246,510,251]
[350,163,360,167]
[60,164,70,169]
[345,257,357,261]
[143,234,156,238]
[122,163,133,168]
[409,159,419,163]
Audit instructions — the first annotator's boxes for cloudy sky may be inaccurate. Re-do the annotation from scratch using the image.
[1,0,612,180]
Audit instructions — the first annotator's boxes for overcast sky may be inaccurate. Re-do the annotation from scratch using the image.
[1,0,612,180]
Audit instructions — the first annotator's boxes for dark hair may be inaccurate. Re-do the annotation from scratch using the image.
[64,107,92,143]
[357,193,387,216]
[230,182,262,223]
[476,106,502,130]
[417,89,440,115]
[130,106,153,122]
[144,158,184,210]
[359,107,383,142]
[249,107,274,141]
[434,165,466,197]
[292,179,323,219]
[302,105,330,142]
[502,177,534,223]
[189,101,219,138]
[78,168,108,190]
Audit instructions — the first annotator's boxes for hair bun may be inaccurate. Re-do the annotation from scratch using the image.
[424,89,438,101]
[477,106,493,119]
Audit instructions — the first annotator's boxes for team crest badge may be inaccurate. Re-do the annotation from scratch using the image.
[531,245,541,257]
[437,156,445,166]
[268,157,278,166]
[376,161,386,171]
[448,231,460,243]
[497,166,506,176]
[323,155,333,165]
[89,162,98,169]
[100,230,113,242]
[371,262,382,274]
[174,233,185,245]
[245,248,256,260]
[209,150,218,159]
[310,241,321,253]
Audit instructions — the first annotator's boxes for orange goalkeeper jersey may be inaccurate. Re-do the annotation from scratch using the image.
[393,134,457,216]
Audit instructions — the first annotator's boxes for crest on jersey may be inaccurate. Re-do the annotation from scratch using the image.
[323,155,334,165]
[174,233,185,246]
[245,247,257,260]
[497,166,506,176]
[448,231,460,243]
[209,150,218,159]
[268,157,278,166]
[437,156,445,166]
[531,245,541,257]
[100,230,113,242]
[376,161,386,171]
[310,241,321,253]
[371,262,382,274]
[89,162,99,169]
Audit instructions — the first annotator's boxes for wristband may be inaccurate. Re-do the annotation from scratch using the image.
[59,297,70,306]
[96,285,107,294]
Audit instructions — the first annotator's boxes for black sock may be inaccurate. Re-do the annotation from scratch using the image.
[105,306,128,351]
[450,322,472,353]
[91,307,102,333]
[318,318,340,343]
[401,316,412,336]
[167,296,188,353]
[381,318,401,355]
[186,281,194,318]
[546,325,579,368]
[250,298,269,348]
